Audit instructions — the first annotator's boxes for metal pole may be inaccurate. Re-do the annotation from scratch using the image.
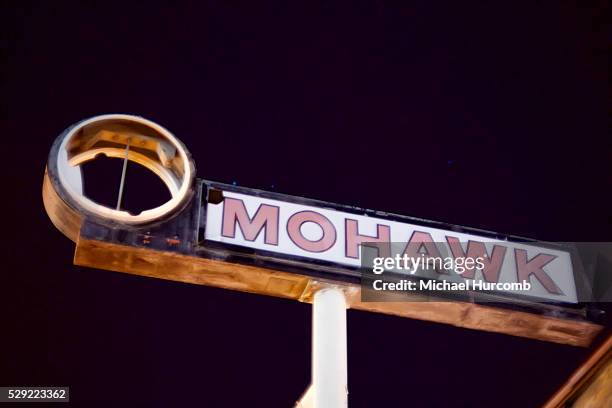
[312,288,348,408]
[116,139,131,210]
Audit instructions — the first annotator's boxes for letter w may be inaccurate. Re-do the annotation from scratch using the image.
[446,237,507,283]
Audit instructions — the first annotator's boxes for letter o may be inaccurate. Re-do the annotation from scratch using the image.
[287,211,337,253]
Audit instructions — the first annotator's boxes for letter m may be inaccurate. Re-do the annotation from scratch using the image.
[221,197,279,245]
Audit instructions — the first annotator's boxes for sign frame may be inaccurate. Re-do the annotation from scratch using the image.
[65,179,604,347]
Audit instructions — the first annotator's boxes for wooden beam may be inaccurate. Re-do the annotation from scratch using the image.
[74,238,603,347]
[543,334,612,407]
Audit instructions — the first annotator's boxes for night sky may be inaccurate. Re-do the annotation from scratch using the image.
[1,1,610,407]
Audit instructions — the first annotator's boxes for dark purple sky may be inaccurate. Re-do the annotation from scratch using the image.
[1,2,609,407]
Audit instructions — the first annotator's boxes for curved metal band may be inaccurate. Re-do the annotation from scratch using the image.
[43,114,196,241]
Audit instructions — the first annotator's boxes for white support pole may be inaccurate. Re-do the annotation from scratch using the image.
[295,385,313,408]
[312,288,348,408]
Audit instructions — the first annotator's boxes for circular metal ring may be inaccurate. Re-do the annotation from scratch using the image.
[43,114,196,240]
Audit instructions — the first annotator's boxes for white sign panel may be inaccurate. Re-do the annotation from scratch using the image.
[205,190,578,303]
